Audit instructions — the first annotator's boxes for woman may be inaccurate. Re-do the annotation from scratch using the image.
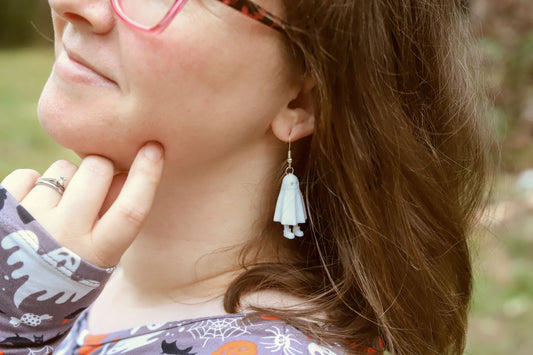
[0,0,491,354]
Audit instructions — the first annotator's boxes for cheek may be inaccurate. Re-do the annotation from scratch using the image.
[38,77,150,169]
[122,31,290,167]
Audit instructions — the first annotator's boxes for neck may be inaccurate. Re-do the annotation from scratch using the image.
[116,134,285,305]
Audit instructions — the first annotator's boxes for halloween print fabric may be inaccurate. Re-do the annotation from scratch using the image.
[0,186,382,354]
[0,187,113,354]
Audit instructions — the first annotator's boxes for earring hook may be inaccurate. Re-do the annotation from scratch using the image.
[286,136,294,175]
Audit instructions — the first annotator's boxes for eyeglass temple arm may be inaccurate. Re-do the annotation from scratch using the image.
[217,0,287,34]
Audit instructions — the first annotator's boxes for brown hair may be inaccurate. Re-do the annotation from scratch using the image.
[225,1,493,354]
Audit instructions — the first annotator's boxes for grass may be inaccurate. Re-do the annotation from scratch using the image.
[1,47,532,354]
[0,46,78,178]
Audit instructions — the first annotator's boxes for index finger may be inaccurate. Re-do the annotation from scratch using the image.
[91,142,164,266]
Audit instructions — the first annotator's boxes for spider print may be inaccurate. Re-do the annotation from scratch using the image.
[261,326,302,355]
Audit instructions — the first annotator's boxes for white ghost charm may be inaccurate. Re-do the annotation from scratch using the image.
[274,173,307,239]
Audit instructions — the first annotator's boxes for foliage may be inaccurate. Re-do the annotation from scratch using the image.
[0,0,53,47]
[472,0,533,171]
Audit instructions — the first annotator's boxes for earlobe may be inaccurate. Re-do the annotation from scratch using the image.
[271,109,315,143]
[271,78,316,143]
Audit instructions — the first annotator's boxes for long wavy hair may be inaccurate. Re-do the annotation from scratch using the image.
[225,1,493,354]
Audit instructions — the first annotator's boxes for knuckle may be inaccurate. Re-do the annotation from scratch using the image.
[51,159,78,172]
[133,167,159,188]
[136,159,162,181]
[81,156,114,177]
[90,246,116,269]
[3,169,40,185]
[116,202,148,227]
[13,169,41,180]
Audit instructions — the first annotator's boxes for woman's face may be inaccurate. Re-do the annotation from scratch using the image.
[39,0,299,171]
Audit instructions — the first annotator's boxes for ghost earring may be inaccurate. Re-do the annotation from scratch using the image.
[273,137,307,239]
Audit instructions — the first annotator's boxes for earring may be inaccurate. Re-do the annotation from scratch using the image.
[273,137,307,239]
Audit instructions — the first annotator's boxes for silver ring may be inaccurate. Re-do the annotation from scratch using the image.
[35,176,66,196]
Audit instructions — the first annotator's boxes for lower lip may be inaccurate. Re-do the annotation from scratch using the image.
[53,51,117,87]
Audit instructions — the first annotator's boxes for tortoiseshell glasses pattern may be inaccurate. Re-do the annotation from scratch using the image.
[111,0,287,34]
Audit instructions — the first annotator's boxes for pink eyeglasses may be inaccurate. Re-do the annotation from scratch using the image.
[110,0,287,34]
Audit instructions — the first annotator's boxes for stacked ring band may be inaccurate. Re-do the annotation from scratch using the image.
[34,176,67,196]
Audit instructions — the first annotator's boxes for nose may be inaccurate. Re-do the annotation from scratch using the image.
[48,0,115,34]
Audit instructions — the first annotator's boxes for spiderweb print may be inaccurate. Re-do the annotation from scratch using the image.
[26,345,54,355]
[187,318,251,347]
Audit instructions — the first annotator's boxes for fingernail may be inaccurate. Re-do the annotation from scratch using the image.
[143,143,163,161]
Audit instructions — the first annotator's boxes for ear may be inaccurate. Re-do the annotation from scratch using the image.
[271,77,315,142]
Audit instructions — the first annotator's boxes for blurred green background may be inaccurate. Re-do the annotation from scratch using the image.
[0,0,78,173]
[0,0,532,354]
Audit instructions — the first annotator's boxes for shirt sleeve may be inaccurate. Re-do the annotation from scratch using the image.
[0,186,114,354]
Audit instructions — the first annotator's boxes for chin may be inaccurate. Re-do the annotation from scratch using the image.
[38,89,137,172]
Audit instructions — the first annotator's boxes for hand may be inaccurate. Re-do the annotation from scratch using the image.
[1,142,164,268]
